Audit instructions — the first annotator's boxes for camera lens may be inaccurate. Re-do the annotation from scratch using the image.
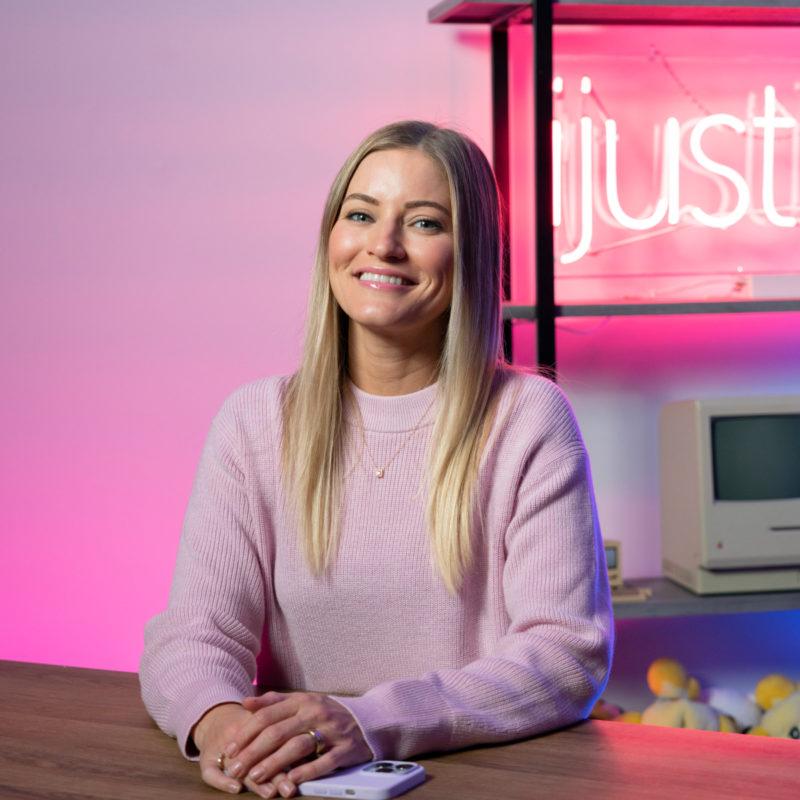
[395,764,413,772]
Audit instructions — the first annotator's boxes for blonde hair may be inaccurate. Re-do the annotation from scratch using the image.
[281,121,505,593]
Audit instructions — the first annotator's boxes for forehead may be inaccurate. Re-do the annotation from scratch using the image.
[346,148,451,204]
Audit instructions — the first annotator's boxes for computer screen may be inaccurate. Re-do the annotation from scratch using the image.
[712,414,800,501]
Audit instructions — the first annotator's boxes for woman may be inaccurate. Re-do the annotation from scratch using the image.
[140,120,613,798]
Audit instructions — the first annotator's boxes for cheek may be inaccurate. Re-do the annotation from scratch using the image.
[442,250,456,308]
[327,260,347,309]
[437,247,455,289]
[328,225,358,267]
[442,270,454,309]
[412,240,454,281]
[445,266,454,295]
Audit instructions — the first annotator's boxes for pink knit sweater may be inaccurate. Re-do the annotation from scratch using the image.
[140,371,613,760]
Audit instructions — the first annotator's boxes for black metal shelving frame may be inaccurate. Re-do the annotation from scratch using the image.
[431,0,800,619]
[430,0,800,371]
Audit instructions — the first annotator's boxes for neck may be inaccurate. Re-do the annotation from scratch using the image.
[347,324,444,396]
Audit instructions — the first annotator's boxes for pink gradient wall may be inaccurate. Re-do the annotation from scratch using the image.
[1,2,798,705]
[0,0,491,672]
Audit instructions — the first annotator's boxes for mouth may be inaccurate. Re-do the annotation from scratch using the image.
[356,270,415,287]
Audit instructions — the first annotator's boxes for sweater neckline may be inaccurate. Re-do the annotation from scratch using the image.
[345,381,438,433]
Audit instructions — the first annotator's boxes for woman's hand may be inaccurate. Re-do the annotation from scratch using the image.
[191,702,255,794]
[221,691,372,798]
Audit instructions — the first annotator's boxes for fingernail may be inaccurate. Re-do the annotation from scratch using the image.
[228,761,244,779]
[225,781,241,794]
[249,767,265,782]
[279,780,294,797]
[225,742,239,758]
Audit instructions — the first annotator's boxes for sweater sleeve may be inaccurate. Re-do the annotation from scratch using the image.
[334,384,614,759]
[139,394,267,758]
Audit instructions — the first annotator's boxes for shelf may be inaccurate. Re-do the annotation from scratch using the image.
[429,0,529,25]
[612,577,800,618]
[430,0,800,27]
[431,2,800,632]
[503,299,800,319]
[432,0,800,368]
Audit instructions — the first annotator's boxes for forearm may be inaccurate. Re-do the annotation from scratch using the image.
[140,396,270,757]
[335,621,611,760]
[140,607,260,757]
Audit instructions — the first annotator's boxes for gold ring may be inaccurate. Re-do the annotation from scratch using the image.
[216,752,226,772]
[304,729,325,757]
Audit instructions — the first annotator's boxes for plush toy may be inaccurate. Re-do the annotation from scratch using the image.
[701,686,762,733]
[640,658,736,732]
[748,674,800,739]
[754,673,797,712]
[750,693,800,738]
[645,657,700,700]
[596,665,800,737]
[589,698,623,721]
[615,710,643,724]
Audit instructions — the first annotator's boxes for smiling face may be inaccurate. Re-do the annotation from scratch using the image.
[328,148,455,353]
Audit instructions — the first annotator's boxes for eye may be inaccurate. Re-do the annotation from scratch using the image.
[344,211,373,223]
[411,217,444,231]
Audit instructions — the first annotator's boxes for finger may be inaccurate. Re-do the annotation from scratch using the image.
[287,749,343,786]
[226,697,299,759]
[286,726,372,787]
[253,771,295,799]
[227,715,309,782]
[242,729,317,786]
[243,775,279,799]
[242,691,286,711]
[199,750,243,795]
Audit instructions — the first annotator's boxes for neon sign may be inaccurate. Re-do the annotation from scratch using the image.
[552,81,798,264]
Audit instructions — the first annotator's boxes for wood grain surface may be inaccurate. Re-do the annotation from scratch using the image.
[1,660,797,799]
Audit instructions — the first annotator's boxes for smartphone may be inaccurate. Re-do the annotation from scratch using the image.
[297,760,426,800]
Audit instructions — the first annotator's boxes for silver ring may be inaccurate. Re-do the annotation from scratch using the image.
[304,729,325,757]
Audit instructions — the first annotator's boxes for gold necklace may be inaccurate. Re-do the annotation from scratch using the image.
[348,388,436,479]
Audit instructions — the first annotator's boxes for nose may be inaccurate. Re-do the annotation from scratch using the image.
[368,220,406,261]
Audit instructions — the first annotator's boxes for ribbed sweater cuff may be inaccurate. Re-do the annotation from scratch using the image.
[330,694,392,761]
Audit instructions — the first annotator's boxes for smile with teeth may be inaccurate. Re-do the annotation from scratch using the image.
[358,271,412,286]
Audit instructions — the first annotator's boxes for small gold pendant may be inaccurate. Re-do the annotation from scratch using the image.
[375,468,384,478]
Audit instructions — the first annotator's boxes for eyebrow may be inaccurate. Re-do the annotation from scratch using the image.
[342,193,451,217]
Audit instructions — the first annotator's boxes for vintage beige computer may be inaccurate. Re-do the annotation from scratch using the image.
[660,396,800,594]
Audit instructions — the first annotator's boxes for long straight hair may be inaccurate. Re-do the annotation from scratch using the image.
[281,121,505,593]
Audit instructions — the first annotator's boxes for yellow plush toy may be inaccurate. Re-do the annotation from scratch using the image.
[748,674,800,739]
[754,673,796,711]
[598,665,800,736]
[640,658,736,732]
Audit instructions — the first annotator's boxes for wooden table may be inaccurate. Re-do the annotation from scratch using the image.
[1,660,798,799]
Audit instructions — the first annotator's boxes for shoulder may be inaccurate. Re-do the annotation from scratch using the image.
[221,375,291,412]
[494,367,579,432]
[212,375,292,439]
[484,367,587,468]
